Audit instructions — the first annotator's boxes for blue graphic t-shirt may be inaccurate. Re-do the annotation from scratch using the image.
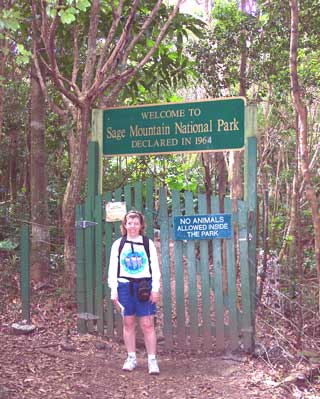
[121,247,147,275]
[118,239,151,279]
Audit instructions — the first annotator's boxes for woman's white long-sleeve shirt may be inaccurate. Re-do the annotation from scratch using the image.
[108,235,161,300]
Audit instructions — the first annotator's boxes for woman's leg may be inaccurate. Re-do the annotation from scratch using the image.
[123,315,136,352]
[139,315,156,354]
[139,315,160,374]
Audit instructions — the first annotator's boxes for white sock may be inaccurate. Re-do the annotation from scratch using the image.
[128,352,136,359]
[148,354,156,360]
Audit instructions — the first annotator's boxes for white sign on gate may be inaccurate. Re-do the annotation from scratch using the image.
[105,202,127,222]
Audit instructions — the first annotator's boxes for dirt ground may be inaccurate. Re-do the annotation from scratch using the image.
[1,247,319,399]
[0,316,318,399]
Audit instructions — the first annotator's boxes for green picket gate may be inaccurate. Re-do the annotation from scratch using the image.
[75,177,256,353]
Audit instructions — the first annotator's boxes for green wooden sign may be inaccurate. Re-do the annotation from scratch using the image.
[102,97,245,156]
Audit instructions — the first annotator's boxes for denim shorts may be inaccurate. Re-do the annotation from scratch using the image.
[117,281,156,317]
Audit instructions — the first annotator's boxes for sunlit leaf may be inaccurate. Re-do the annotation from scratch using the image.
[59,7,77,24]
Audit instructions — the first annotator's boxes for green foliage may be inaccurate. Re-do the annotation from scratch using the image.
[186,0,320,106]
[16,43,32,64]
[57,0,90,24]
[0,239,18,251]
[104,153,204,194]
[1,79,30,217]
[187,0,261,97]
[303,248,316,273]
[271,215,286,232]
[46,113,72,224]
[119,10,205,102]
[45,0,91,20]
[59,7,78,24]
[1,73,70,248]
[0,8,21,31]
[0,5,31,64]
[285,234,294,243]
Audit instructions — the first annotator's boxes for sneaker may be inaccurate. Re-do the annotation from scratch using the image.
[122,356,137,372]
[148,358,160,375]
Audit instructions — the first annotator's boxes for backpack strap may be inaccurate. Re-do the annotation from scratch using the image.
[117,235,127,278]
[117,235,152,278]
[142,235,151,273]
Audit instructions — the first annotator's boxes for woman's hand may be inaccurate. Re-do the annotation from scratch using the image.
[150,291,159,304]
[111,294,119,303]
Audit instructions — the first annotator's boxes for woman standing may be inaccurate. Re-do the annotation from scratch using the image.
[108,211,161,375]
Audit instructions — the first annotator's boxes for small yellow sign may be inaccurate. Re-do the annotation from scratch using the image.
[105,202,127,222]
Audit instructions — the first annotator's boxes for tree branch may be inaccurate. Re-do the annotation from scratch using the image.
[31,0,66,118]
[90,0,140,96]
[71,23,80,89]
[39,0,82,107]
[133,0,183,72]
[96,0,124,76]
[93,0,183,103]
[82,0,100,91]
[96,68,135,98]
[37,52,82,105]
[123,0,163,58]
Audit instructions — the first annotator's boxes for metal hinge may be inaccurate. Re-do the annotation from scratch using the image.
[75,219,98,229]
[77,312,99,320]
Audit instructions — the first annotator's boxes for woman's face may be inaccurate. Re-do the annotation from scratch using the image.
[125,216,142,238]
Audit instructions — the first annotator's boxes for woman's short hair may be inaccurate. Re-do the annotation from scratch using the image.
[120,210,146,236]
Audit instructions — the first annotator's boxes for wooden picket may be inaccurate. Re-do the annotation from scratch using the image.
[185,190,198,351]
[159,186,173,349]
[75,178,256,353]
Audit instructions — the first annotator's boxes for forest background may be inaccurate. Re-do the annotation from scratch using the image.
[0,0,319,375]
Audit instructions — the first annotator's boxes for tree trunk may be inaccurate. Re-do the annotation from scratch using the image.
[201,153,212,213]
[8,129,18,203]
[217,152,228,292]
[30,50,50,283]
[293,115,303,349]
[0,0,8,141]
[0,45,5,140]
[204,0,212,24]
[62,106,89,293]
[217,152,226,211]
[289,0,320,307]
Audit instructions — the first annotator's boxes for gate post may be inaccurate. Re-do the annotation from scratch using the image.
[87,140,100,319]
[244,105,258,349]
[159,187,174,350]
[91,109,103,195]
[20,223,30,323]
[75,204,87,333]
[87,141,100,199]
